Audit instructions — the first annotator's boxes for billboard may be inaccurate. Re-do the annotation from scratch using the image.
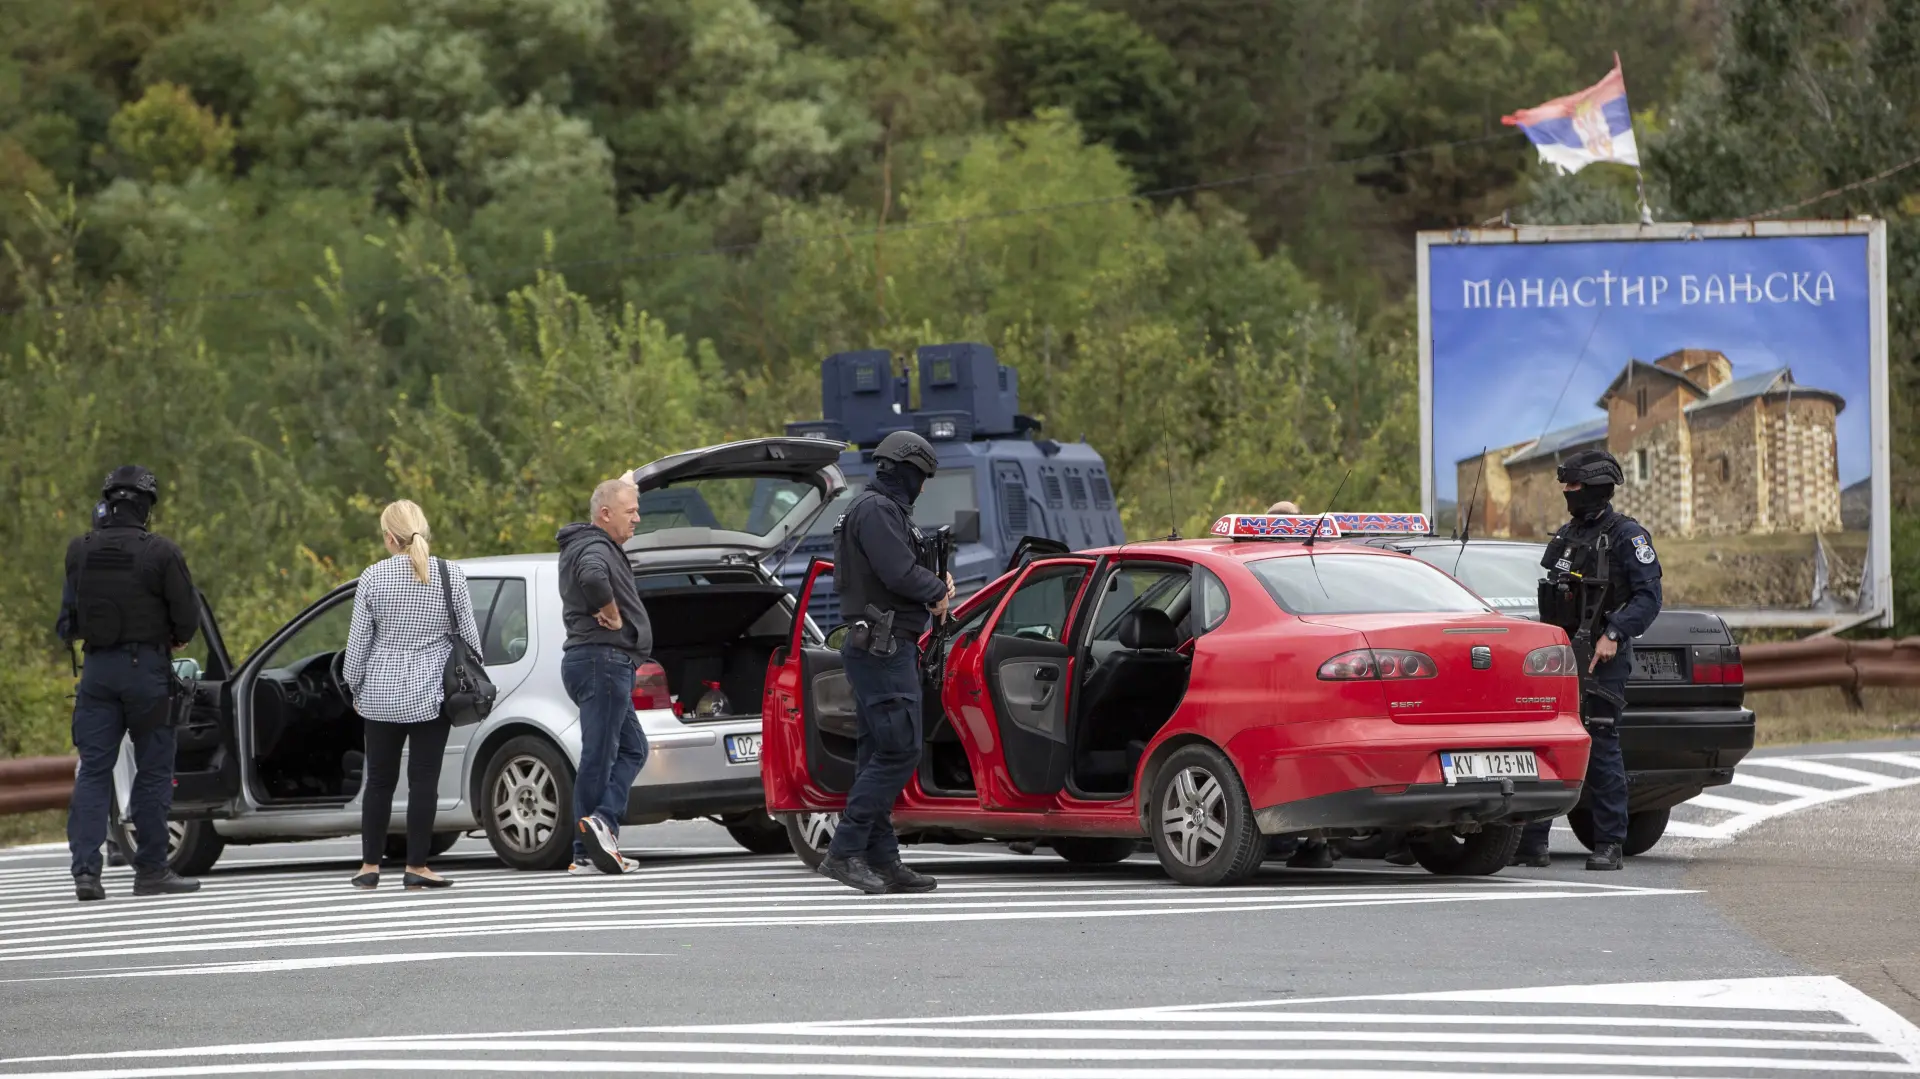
[1417,220,1890,628]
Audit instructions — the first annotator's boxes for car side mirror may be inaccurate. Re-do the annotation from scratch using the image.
[951,509,981,545]
[825,623,850,649]
[172,657,202,681]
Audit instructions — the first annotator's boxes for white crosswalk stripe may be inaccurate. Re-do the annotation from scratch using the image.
[3,975,1916,1076]
[0,851,1683,969]
[1664,750,1920,842]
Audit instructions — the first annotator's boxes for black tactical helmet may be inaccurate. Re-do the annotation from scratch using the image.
[873,430,939,476]
[1556,449,1624,487]
[102,465,160,504]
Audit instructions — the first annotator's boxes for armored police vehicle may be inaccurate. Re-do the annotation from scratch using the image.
[777,343,1125,625]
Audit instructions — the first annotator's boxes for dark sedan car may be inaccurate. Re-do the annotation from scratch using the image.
[1362,537,1755,855]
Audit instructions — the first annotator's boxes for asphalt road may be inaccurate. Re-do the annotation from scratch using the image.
[1,742,1917,1077]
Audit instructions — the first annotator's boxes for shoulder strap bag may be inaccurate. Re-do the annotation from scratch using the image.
[435,558,497,726]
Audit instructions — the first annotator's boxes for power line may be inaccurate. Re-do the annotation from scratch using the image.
[1746,152,1920,220]
[1,131,1523,317]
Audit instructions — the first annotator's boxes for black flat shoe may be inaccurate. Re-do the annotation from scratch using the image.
[404,871,453,890]
[350,872,380,890]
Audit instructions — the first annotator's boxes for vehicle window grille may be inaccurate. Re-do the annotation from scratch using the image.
[1041,473,1064,508]
[1066,474,1088,508]
[1003,482,1030,534]
[1090,474,1112,508]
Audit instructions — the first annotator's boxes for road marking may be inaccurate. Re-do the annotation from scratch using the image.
[0,856,1686,968]
[0,951,666,982]
[3,975,1913,1077]
[1667,750,1920,843]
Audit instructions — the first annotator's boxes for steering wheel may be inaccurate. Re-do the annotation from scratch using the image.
[327,650,352,703]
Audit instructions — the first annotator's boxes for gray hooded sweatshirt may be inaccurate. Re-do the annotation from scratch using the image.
[555,522,653,662]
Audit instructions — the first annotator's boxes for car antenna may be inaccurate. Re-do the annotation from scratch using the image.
[1158,392,1182,541]
[1301,468,1352,551]
[1452,447,1487,577]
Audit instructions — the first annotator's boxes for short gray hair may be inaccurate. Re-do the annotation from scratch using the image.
[1266,500,1300,515]
[591,475,637,519]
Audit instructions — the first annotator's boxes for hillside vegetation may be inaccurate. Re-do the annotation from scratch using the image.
[3,0,1920,755]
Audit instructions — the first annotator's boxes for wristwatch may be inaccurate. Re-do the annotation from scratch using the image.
[1604,626,1622,642]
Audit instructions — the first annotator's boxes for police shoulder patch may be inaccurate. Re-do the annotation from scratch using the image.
[1630,532,1656,563]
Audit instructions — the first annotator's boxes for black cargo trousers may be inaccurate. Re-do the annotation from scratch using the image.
[826,636,923,867]
[1520,646,1632,855]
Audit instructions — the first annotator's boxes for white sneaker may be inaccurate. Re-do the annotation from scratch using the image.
[568,862,602,876]
[578,816,624,875]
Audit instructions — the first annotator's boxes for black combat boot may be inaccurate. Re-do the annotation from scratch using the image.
[817,854,889,894]
[1510,847,1552,868]
[132,868,201,896]
[1286,839,1334,869]
[1585,842,1624,871]
[874,861,937,894]
[74,873,106,902]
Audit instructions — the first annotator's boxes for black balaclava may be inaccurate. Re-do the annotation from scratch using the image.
[100,492,154,530]
[1564,482,1613,521]
[875,460,927,504]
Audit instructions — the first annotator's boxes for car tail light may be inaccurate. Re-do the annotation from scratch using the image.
[1690,645,1744,685]
[1317,648,1436,681]
[1523,644,1576,676]
[632,662,671,711]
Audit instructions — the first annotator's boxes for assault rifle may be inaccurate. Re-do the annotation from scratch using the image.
[1566,533,1626,724]
[921,523,956,684]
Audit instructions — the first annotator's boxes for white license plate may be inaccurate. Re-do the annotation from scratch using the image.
[1440,750,1538,785]
[724,733,762,764]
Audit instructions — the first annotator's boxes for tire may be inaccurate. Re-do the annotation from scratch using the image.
[110,798,218,875]
[1623,808,1669,857]
[480,736,575,871]
[781,812,840,870]
[725,809,795,855]
[1050,836,1139,865]
[384,831,465,862]
[1409,824,1521,876]
[1147,744,1265,886]
[1566,807,1596,851]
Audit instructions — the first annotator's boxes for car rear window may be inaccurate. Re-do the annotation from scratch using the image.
[1249,553,1492,615]
[1406,544,1545,606]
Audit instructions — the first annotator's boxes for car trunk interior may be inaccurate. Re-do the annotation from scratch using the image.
[637,573,792,720]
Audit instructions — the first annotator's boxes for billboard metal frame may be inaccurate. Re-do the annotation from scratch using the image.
[1416,218,1891,630]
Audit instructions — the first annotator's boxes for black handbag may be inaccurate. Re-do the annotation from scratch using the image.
[435,557,497,726]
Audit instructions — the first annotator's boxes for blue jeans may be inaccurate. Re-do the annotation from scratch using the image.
[69,644,176,877]
[1523,649,1631,852]
[828,639,922,865]
[562,646,648,862]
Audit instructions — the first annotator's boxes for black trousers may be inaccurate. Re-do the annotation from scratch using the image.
[360,717,452,866]
[827,639,922,865]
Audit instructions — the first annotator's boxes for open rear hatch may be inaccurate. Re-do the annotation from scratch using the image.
[625,437,848,561]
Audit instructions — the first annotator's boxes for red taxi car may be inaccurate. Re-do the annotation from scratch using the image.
[762,512,1593,885]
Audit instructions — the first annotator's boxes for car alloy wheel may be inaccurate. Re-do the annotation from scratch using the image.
[782,811,840,870]
[492,753,561,856]
[1147,744,1266,886]
[1161,767,1229,868]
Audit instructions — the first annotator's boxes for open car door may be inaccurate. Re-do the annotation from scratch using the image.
[762,558,857,812]
[1004,535,1073,576]
[976,557,1098,805]
[169,590,242,815]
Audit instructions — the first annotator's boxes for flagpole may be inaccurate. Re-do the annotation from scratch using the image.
[1621,52,1654,226]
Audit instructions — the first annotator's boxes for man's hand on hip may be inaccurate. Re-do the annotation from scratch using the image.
[595,601,623,631]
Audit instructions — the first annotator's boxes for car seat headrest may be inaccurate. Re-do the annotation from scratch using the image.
[1118,607,1178,650]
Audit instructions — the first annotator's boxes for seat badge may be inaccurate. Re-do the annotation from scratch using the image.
[1471,645,1492,669]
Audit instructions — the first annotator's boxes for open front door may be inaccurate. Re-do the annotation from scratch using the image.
[762,559,856,812]
[979,558,1096,803]
[170,590,241,814]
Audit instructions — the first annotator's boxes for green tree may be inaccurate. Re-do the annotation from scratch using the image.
[103,81,233,182]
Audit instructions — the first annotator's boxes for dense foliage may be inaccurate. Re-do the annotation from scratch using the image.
[2,0,1916,755]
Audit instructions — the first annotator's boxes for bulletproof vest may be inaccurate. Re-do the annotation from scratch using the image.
[833,489,931,637]
[1536,512,1622,633]
[72,528,172,648]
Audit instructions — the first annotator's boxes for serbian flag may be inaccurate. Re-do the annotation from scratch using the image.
[1501,54,1639,174]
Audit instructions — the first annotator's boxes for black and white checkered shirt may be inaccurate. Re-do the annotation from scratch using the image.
[343,556,482,724]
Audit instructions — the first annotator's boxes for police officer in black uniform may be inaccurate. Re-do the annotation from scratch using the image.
[1514,449,1662,872]
[56,466,203,901]
[819,431,954,895]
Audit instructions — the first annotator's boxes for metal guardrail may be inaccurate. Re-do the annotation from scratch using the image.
[0,756,77,815]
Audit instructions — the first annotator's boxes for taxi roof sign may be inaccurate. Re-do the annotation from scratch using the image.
[1209,512,1432,541]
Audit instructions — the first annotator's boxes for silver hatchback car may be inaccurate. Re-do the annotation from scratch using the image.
[112,437,847,872]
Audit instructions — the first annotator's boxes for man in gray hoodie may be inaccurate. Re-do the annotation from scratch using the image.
[555,476,654,875]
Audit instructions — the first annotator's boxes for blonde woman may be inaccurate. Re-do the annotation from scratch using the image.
[341,501,482,890]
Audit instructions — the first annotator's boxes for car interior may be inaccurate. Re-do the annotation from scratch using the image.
[1067,563,1196,795]
[245,578,531,805]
